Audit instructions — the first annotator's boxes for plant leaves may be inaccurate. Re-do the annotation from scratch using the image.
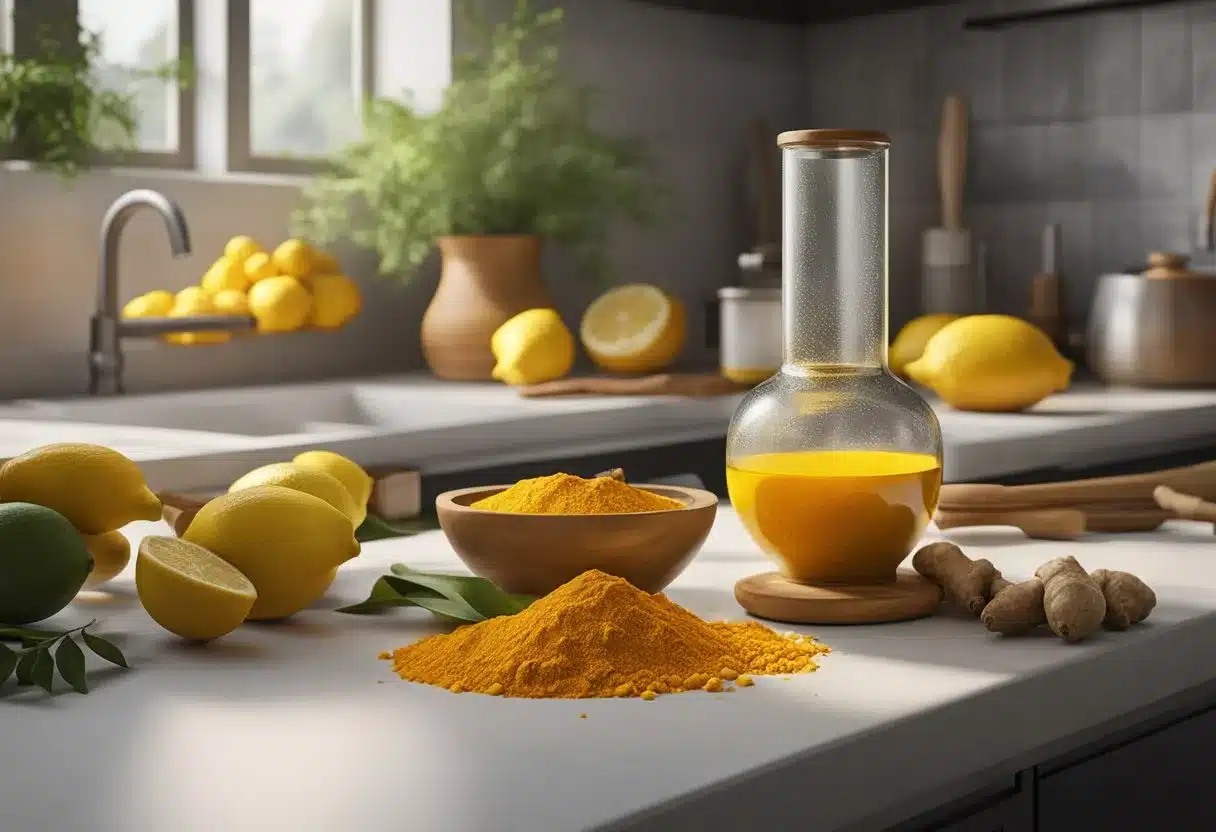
[356,514,438,542]
[15,651,37,686]
[54,636,88,694]
[82,631,128,668]
[0,625,61,643]
[387,567,534,619]
[334,577,423,615]
[30,649,54,693]
[0,644,16,685]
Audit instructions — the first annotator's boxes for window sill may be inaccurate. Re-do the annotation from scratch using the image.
[0,160,312,190]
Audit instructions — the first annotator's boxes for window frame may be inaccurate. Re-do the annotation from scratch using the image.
[9,0,196,171]
[226,0,375,175]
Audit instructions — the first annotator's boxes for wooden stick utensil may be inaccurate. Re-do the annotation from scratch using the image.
[934,507,1087,540]
[1154,486,1216,532]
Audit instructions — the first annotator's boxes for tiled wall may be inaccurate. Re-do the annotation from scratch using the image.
[806,0,1216,332]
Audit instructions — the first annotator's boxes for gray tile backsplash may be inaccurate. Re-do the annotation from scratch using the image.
[807,0,1216,329]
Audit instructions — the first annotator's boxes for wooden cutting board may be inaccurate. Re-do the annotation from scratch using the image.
[518,373,750,398]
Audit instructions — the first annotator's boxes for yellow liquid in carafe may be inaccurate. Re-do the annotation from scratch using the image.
[726,450,942,584]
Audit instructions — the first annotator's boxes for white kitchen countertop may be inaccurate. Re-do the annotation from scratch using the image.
[6,509,1216,832]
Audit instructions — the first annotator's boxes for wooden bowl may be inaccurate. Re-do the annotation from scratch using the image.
[434,484,719,596]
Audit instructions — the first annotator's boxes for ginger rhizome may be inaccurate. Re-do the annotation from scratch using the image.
[912,541,1155,643]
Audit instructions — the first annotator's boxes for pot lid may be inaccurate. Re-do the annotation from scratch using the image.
[1142,251,1211,279]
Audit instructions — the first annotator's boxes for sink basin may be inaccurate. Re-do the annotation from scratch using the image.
[5,380,525,438]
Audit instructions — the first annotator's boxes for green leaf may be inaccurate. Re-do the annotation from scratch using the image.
[15,651,37,686]
[0,644,17,685]
[30,649,53,693]
[54,636,88,694]
[82,631,128,668]
[387,567,534,619]
[0,625,61,643]
[355,514,438,542]
[334,577,422,615]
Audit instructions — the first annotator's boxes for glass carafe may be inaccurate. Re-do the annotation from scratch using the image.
[726,130,943,586]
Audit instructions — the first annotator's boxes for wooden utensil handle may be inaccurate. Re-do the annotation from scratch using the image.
[934,508,1086,540]
[1154,485,1216,522]
[938,95,967,231]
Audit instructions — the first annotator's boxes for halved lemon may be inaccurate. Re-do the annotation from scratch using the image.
[136,536,257,641]
[580,284,686,373]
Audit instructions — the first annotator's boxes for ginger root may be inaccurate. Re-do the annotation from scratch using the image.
[912,541,1002,615]
[1035,556,1106,643]
[912,543,1155,643]
[1091,568,1157,630]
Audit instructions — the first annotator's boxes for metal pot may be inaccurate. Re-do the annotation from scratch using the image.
[1086,252,1216,387]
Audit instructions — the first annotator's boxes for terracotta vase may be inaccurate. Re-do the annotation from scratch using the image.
[420,235,555,380]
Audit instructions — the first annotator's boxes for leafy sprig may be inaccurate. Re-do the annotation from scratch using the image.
[337,564,534,623]
[355,514,439,543]
[0,620,128,695]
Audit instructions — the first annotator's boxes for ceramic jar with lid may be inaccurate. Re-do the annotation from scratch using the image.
[717,286,781,384]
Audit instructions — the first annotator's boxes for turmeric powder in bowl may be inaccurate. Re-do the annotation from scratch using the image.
[470,472,682,515]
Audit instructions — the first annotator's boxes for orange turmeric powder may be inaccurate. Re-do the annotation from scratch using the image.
[385,570,830,698]
[471,472,682,514]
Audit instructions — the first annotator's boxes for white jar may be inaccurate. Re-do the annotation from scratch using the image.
[718,287,781,384]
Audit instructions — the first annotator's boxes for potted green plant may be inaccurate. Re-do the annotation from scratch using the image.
[0,19,190,178]
[292,0,666,380]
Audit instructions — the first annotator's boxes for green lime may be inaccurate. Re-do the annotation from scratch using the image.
[0,502,94,625]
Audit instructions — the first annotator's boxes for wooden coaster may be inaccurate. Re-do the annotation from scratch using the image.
[734,570,943,625]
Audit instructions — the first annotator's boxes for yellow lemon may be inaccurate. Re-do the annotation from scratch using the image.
[0,442,162,535]
[224,235,263,265]
[201,255,250,295]
[136,536,257,641]
[308,274,363,330]
[905,314,1074,413]
[211,288,251,317]
[83,529,132,588]
[311,250,341,274]
[164,290,230,346]
[228,462,359,527]
[243,251,278,284]
[122,290,175,319]
[182,486,360,620]
[248,276,312,333]
[271,238,313,280]
[291,450,372,527]
[580,284,686,373]
[490,308,576,386]
[890,314,962,377]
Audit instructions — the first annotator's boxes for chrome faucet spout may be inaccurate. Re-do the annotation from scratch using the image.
[97,188,191,322]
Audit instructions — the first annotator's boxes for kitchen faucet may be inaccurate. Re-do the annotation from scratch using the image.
[88,189,256,395]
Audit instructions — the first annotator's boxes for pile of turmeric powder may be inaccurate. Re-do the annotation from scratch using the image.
[471,472,682,514]
[384,569,830,698]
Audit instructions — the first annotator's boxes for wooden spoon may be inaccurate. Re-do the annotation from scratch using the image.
[934,507,1087,540]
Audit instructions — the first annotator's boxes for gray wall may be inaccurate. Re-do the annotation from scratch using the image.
[0,0,804,399]
[807,0,1216,332]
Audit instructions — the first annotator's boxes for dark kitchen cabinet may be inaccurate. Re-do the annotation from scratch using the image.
[630,0,951,26]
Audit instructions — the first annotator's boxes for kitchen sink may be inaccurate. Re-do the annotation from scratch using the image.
[2,380,525,438]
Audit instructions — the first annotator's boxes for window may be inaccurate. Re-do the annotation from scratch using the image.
[227,0,373,174]
[7,0,195,168]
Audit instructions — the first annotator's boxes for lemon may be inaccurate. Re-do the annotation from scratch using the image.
[308,274,363,329]
[905,314,1074,413]
[83,529,131,588]
[580,284,686,373]
[164,290,230,346]
[136,536,257,641]
[243,251,278,284]
[292,450,372,527]
[248,276,312,333]
[122,290,175,319]
[229,462,359,527]
[201,255,250,295]
[489,308,575,386]
[271,238,313,280]
[224,235,263,265]
[0,502,94,625]
[0,443,162,535]
[182,486,360,620]
[890,314,961,377]
[211,288,251,317]
[311,249,341,274]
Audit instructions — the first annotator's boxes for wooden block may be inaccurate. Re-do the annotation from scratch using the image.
[368,467,422,520]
